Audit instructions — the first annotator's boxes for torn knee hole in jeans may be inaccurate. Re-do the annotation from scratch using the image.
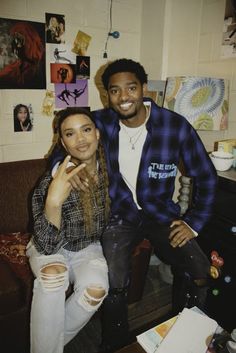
[39,262,67,291]
[78,285,107,311]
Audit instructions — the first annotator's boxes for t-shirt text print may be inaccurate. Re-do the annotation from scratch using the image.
[147,162,177,179]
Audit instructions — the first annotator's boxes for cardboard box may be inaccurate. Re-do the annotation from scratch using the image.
[214,139,236,153]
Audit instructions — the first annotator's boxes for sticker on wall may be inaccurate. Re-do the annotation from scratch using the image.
[76,56,90,79]
[163,76,229,131]
[72,30,91,56]
[0,18,46,89]
[42,90,55,117]
[13,103,33,132]
[45,13,65,44]
[55,80,88,108]
[49,44,76,64]
[50,63,76,84]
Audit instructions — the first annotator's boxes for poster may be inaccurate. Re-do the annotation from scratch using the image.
[13,103,33,132]
[50,63,76,84]
[55,80,88,108]
[221,0,236,58]
[163,76,229,131]
[0,18,46,89]
[45,13,65,44]
[72,30,91,55]
[76,56,90,79]
[49,44,76,64]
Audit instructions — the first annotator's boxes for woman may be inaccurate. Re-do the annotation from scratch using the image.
[26,107,110,353]
[14,103,32,132]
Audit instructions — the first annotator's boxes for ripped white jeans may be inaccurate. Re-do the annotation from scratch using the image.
[26,241,109,353]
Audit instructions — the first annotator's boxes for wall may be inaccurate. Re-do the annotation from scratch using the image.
[139,0,236,201]
[0,0,142,162]
[1,0,236,162]
[141,0,236,153]
[140,0,166,80]
[198,0,236,151]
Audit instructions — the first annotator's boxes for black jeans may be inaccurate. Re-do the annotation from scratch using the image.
[100,215,210,350]
[102,215,210,288]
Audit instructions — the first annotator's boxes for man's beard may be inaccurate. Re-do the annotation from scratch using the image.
[111,107,137,120]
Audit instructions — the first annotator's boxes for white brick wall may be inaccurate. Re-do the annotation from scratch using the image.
[0,0,142,162]
[1,0,236,162]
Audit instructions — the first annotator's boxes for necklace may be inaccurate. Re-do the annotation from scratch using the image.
[121,123,146,150]
[120,105,150,150]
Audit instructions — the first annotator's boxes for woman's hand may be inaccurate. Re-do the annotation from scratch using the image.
[47,155,86,207]
[169,220,195,248]
[45,156,86,229]
[20,121,30,131]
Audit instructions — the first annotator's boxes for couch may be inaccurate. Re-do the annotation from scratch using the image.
[0,158,152,353]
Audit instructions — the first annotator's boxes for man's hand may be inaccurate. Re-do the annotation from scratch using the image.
[169,220,195,248]
[67,170,89,192]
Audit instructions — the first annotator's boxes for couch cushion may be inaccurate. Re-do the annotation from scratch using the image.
[0,260,25,315]
[0,232,32,283]
[0,232,33,315]
[0,158,47,233]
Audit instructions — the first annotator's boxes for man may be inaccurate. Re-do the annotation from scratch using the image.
[51,59,218,352]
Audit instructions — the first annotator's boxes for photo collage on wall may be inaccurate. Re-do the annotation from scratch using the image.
[0,13,92,132]
[46,13,90,110]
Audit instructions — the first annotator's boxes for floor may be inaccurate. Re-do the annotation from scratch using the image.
[64,264,172,353]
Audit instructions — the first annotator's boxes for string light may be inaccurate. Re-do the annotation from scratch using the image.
[212,288,219,296]
[103,0,120,58]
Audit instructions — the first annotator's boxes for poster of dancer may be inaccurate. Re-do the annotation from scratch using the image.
[0,18,46,89]
[49,44,76,64]
[76,56,90,79]
[50,63,76,84]
[55,79,88,108]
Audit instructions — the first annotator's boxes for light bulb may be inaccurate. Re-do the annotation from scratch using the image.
[109,31,120,39]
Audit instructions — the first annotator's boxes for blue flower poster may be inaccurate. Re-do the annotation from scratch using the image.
[163,76,229,131]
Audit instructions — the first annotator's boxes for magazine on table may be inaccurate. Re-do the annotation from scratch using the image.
[136,315,178,353]
[136,306,218,353]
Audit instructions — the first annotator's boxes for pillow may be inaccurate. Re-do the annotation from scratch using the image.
[0,232,33,283]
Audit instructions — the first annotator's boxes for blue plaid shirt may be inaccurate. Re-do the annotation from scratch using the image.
[93,98,218,233]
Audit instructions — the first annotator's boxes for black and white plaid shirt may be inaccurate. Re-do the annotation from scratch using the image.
[32,170,108,255]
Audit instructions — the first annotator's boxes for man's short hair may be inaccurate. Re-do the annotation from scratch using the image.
[101,58,148,90]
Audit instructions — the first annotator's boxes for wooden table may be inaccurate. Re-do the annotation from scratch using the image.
[115,341,145,353]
